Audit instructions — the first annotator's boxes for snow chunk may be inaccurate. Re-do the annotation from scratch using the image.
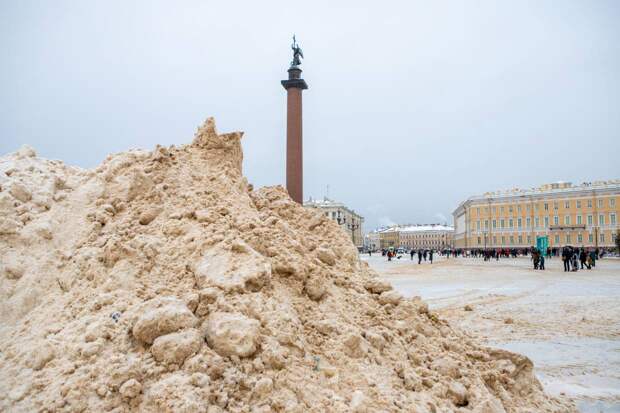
[132,297,198,344]
[205,312,259,358]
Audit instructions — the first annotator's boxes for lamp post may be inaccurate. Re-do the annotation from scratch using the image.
[337,211,361,245]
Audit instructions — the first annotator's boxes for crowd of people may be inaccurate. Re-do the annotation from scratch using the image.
[374,245,614,271]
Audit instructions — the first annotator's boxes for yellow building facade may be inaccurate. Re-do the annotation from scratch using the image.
[453,181,620,250]
[378,227,399,249]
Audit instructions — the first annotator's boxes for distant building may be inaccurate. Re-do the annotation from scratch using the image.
[375,224,454,250]
[398,224,454,249]
[378,226,399,249]
[365,230,381,251]
[304,197,364,247]
[453,180,620,249]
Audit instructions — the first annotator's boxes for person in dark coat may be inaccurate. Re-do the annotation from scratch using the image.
[418,250,422,264]
[410,249,414,260]
[429,250,434,264]
[562,246,571,272]
[579,248,587,269]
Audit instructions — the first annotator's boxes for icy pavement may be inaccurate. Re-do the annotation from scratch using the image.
[363,253,620,412]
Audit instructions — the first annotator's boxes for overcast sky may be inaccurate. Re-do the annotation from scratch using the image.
[2,1,619,231]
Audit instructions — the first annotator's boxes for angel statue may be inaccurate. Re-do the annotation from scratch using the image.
[291,35,304,67]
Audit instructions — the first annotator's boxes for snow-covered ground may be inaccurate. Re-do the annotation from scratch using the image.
[363,253,620,413]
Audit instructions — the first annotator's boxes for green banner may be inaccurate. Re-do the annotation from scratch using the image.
[536,236,549,257]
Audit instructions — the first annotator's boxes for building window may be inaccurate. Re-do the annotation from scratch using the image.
[493,236,497,244]
[577,233,583,243]
[527,204,531,211]
[477,237,481,245]
[485,220,489,229]
[554,235,560,244]
[493,206,496,214]
[517,218,522,228]
[527,235,531,244]
[611,213,617,225]
[476,207,480,215]
[577,215,582,225]
[500,219,505,228]
[576,200,581,208]
[564,215,570,225]
[564,201,570,209]
[518,235,523,244]
[588,199,592,208]
[599,214,605,226]
[588,233,593,243]
[598,199,603,208]
[566,234,571,243]
[544,203,549,211]
[510,236,514,244]
[501,236,505,245]
[509,219,513,228]
[509,205,513,213]
[544,216,549,227]
[500,206,504,214]
[526,217,531,227]
[611,198,616,208]
[554,201,559,210]
[554,216,559,226]
[517,205,522,212]
[600,233,605,243]
[587,215,593,226]
[476,221,480,230]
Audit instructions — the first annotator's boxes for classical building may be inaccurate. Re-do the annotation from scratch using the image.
[304,197,364,247]
[375,224,454,250]
[365,230,381,251]
[378,227,399,249]
[398,224,454,249]
[453,180,620,249]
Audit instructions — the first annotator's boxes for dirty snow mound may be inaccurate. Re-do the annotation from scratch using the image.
[0,118,576,412]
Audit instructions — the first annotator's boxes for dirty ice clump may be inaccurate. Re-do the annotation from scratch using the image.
[0,118,576,412]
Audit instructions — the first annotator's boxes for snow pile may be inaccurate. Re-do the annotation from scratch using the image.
[0,118,575,412]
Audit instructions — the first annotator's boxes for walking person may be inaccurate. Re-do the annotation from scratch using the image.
[410,249,414,261]
[562,247,570,272]
[418,250,422,265]
[429,249,434,264]
[571,250,579,272]
[579,248,586,269]
[540,253,545,270]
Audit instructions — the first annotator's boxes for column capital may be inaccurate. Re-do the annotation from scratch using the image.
[281,67,308,90]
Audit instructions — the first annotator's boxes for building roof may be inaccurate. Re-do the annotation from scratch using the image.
[304,197,363,219]
[398,224,454,233]
[453,179,620,215]
[369,224,454,234]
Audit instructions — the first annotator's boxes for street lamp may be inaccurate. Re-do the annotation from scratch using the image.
[337,211,361,244]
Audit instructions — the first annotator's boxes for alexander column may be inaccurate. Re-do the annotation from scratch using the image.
[281,36,308,204]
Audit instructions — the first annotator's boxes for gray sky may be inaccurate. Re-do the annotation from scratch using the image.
[2,1,619,231]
